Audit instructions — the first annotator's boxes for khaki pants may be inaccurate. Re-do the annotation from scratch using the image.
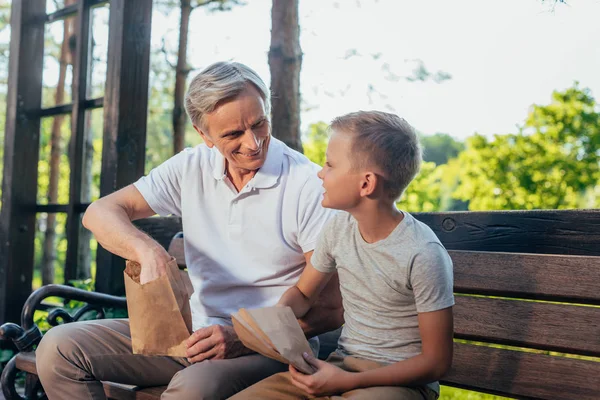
[229,352,438,400]
[35,319,288,399]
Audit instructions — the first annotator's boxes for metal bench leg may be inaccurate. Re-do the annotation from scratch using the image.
[1,356,25,400]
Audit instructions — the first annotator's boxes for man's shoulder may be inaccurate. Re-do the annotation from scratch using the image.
[277,139,321,175]
[164,144,214,173]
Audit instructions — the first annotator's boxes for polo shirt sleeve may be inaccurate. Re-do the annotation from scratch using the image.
[133,151,186,217]
[409,242,455,313]
[296,172,335,253]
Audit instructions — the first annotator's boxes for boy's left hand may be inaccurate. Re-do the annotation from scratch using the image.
[289,352,355,396]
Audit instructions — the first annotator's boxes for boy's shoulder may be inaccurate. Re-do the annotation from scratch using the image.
[399,211,444,249]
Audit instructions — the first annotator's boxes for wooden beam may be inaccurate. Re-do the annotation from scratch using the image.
[64,0,94,284]
[95,0,153,295]
[454,296,600,356]
[414,209,600,256]
[0,0,46,323]
[443,342,600,400]
[451,250,600,305]
[46,0,109,23]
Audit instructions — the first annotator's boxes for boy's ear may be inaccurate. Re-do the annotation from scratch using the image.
[359,172,379,197]
[194,124,214,148]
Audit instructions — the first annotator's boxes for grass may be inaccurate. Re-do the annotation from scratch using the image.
[440,386,514,399]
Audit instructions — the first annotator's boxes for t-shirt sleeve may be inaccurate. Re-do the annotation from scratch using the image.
[296,171,336,253]
[409,242,455,313]
[133,151,187,217]
[310,218,337,274]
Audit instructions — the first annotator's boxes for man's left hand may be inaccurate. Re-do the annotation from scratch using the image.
[185,325,251,363]
[289,352,355,396]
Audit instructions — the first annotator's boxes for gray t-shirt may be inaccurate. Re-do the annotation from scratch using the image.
[311,211,454,394]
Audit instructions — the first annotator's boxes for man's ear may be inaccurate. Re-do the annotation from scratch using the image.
[360,172,379,197]
[193,124,214,148]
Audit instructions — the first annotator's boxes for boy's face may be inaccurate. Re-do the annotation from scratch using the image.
[317,130,363,210]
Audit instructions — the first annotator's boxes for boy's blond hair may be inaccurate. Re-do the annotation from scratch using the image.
[331,111,422,201]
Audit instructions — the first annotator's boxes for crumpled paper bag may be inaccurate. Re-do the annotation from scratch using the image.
[232,306,316,374]
[124,257,194,357]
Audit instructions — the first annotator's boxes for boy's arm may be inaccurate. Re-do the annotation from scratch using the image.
[292,307,453,394]
[278,251,336,319]
[344,307,454,389]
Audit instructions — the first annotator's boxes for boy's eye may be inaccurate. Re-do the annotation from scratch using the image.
[325,162,332,167]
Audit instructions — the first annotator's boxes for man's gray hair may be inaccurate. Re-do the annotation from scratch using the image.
[185,61,271,130]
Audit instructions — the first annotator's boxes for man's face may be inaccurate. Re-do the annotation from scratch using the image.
[317,130,363,210]
[197,84,271,174]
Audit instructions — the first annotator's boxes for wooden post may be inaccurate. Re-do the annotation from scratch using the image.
[64,0,93,284]
[95,0,153,295]
[0,0,46,323]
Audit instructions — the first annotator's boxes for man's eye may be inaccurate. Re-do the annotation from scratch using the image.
[253,120,265,128]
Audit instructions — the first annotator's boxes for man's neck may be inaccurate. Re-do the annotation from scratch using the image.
[225,161,258,192]
[350,201,404,244]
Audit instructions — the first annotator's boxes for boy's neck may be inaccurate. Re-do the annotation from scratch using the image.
[349,201,404,244]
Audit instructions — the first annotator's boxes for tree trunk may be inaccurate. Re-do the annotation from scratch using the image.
[42,7,73,285]
[173,0,192,154]
[268,0,303,153]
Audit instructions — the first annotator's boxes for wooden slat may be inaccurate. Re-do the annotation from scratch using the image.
[37,98,103,117]
[454,296,600,356]
[65,0,94,283]
[0,0,46,324]
[103,382,165,400]
[95,0,154,295]
[452,251,600,304]
[415,210,600,256]
[442,343,600,400]
[15,352,37,375]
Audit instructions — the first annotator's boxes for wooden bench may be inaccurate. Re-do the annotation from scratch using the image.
[2,210,600,399]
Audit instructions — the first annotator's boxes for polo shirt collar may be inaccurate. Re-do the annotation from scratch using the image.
[211,137,284,189]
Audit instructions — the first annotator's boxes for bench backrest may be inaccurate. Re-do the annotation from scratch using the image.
[135,210,600,400]
[419,210,600,400]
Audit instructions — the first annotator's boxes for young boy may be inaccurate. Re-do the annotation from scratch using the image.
[230,111,454,400]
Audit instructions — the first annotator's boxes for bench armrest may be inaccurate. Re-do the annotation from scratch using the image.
[0,284,126,352]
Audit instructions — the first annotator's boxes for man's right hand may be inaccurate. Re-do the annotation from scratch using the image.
[138,245,172,284]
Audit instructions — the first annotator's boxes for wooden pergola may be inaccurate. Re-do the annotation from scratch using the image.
[0,0,154,324]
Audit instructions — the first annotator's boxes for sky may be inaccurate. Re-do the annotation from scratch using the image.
[38,0,600,141]
[151,0,600,140]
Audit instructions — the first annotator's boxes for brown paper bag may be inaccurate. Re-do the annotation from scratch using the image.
[232,306,316,374]
[124,258,194,357]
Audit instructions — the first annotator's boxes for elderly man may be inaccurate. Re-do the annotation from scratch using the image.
[36,61,343,399]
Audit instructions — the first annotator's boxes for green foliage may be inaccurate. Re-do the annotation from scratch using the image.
[421,133,465,165]
[453,84,600,210]
[303,121,329,167]
[440,386,512,400]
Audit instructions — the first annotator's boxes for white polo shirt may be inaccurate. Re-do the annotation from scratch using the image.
[134,137,333,330]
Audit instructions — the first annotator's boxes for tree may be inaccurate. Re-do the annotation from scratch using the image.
[420,133,465,165]
[269,0,303,152]
[158,0,243,155]
[453,84,600,210]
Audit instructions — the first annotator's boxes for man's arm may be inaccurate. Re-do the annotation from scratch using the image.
[82,184,171,284]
